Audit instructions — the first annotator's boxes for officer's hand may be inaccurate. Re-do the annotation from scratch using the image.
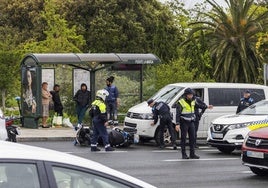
[104,122,109,126]
[175,125,180,132]
[150,122,155,126]
[208,105,213,109]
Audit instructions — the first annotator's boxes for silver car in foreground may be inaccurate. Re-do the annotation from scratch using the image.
[0,141,156,188]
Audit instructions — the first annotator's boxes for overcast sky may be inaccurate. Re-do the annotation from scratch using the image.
[185,0,227,8]
[167,0,228,9]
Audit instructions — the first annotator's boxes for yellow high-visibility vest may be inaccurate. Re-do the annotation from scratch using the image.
[92,99,106,113]
[179,98,195,114]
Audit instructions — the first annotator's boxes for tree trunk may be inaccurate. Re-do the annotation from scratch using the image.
[2,89,6,111]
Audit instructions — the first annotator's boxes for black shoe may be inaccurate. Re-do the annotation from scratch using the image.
[105,147,115,152]
[91,147,101,152]
[173,144,177,150]
[182,154,189,159]
[195,145,199,149]
[190,154,200,159]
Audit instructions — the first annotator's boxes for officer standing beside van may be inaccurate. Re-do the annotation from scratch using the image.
[175,88,199,159]
[236,90,254,114]
[194,95,213,148]
[148,99,177,150]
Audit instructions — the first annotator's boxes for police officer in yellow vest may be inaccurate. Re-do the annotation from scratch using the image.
[90,89,114,152]
[175,88,199,159]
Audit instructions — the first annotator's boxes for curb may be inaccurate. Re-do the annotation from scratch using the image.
[17,136,75,142]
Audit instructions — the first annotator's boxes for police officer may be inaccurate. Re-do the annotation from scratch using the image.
[175,88,199,159]
[148,99,177,150]
[194,95,213,148]
[90,89,114,152]
[236,90,254,114]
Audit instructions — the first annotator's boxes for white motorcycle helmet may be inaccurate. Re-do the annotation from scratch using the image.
[96,89,109,101]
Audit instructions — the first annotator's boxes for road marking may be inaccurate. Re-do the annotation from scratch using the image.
[163,158,239,162]
[152,150,179,153]
[201,149,221,152]
[240,171,252,174]
[65,151,128,154]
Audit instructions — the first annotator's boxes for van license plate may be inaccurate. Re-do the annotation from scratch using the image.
[212,133,223,139]
[247,151,264,159]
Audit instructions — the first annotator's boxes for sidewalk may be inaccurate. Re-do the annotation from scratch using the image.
[17,127,76,142]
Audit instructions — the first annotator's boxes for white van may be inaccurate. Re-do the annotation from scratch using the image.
[123,83,268,145]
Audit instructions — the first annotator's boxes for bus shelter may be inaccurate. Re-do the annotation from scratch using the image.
[20,53,161,128]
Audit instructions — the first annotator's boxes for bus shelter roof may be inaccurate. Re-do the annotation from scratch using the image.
[21,53,161,69]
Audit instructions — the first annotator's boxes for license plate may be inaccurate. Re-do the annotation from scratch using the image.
[247,151,264,159]
[212,133,223,139]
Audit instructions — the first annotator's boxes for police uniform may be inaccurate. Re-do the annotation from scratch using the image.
[90,90,114,152]
[236,96,254,113]
[149,100,176,149]
[176,88,199,159]
[194,96,208,147]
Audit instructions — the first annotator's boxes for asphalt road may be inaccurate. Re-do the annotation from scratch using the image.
[22,141,268,188]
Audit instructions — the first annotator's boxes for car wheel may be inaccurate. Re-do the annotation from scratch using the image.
[217,146,235,154]
[250,167,268,176]
[155,127,176,146]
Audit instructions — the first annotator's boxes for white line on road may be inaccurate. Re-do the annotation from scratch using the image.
[65,151,128,154]
[163,158,239,162]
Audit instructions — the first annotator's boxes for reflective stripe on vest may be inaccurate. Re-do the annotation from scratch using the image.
[92,99,106,113]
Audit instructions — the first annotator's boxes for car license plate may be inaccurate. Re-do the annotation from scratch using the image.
[212,133,223,139]
[247,151,264,159]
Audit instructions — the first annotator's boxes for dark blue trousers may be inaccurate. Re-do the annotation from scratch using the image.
[91,119,109,147]
[180,120,195,155]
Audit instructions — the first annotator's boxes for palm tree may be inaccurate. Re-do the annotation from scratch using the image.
[187,0,268,83]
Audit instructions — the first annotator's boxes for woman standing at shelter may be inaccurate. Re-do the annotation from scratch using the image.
[41,82,52,128]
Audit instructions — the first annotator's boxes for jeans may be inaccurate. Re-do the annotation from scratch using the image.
[76,106,88,124]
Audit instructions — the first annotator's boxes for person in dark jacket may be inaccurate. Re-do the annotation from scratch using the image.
[105,76,119,124]
[193,96,213,148]
[148,99,177,150]
[50,84,63,116]
[236,90,254,114]
[73,83,91,126]
[90,89,114,152]
[175,88,199,159]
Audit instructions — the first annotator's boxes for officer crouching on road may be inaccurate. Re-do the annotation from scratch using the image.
[236,90,254,114]
[90,89,114,152]
[148,99,177,150]
[175,88,199,159]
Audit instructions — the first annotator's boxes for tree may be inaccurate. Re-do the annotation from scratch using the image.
[186,0,268,83]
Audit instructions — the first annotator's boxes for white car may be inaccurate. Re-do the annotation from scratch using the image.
[207,99,268,154]
[0,141,156,188]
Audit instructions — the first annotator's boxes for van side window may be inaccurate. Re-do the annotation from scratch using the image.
[208,88,265,106]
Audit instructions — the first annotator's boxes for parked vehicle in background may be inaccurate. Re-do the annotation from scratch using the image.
[0,141,156,188]
[124,83,268,145]
[208,99,268,154]
[242,127,268,176]
[0,109,20,142]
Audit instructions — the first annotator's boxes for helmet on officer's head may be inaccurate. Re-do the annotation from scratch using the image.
[184,88,194,95]
[96,89,109,101]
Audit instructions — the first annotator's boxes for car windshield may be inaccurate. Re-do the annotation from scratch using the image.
[240,100,268,115]
[151,85,183,104]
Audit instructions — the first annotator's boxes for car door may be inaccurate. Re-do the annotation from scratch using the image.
[44,162,144,188]
[0,160,49,188]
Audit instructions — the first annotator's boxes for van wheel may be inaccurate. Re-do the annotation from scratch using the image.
[217,146,235,154]
[155,127,176,146]
[250,167,268,176]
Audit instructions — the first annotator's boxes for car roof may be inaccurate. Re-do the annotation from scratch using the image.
[0,141,156,188]
[167,82,268,89]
